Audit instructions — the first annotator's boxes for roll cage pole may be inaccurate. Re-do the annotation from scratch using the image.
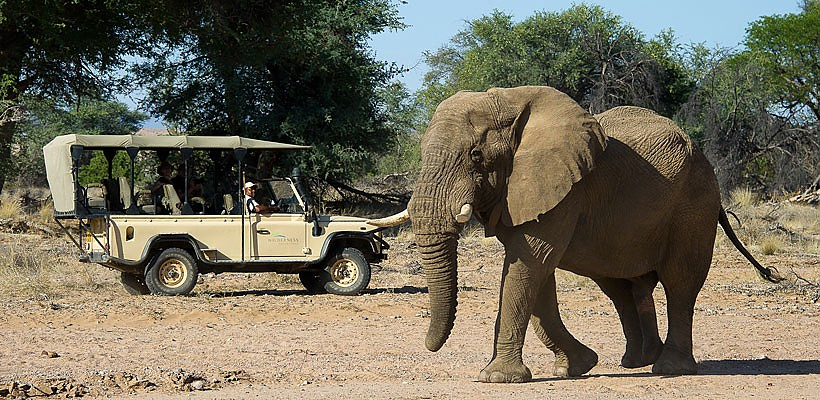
[234,148,248,261]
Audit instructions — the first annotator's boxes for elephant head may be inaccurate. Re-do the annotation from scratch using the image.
[370,86,606,351]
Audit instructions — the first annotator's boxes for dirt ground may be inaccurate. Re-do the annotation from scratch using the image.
[1,231,819,399]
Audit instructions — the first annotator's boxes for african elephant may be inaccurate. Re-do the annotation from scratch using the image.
[368,86,781,383]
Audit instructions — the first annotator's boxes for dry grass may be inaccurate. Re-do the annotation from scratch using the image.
[759,236,785,255]
[719,202,819,256]
[0,195,23,219]
[729,187,758,208]
[0,234,119,300]
[37,201,54,225]
[555,269,596,289]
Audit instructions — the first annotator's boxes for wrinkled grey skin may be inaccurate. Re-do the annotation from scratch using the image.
[407,86,724,383]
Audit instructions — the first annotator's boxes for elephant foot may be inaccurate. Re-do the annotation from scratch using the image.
[554,345,598,377]
[651,347,697,375]
[621,341,663,368]
[478,358,532,383]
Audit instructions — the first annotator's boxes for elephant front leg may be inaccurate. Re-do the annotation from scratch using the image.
[532,273,598,377]
[478,256,542,383]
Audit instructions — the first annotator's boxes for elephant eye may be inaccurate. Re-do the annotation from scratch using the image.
[470,149,483,164]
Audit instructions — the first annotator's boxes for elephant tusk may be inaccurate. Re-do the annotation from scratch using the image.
[366,209,410,227]
[455,203,473,224]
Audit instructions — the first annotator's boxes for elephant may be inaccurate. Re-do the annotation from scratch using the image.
[367,86,782,383]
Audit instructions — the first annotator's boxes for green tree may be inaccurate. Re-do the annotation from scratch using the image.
[678,46,819,194]
[132,0,406,183]
[745,1,819,122]
[418,4,693,118]
[373,81,424,176]
[676,3,820,195]
[0,0,147,195]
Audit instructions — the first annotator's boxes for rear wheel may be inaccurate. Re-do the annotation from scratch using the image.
[120,272,150,295]
[322,248,370,296]
[144,248,199,296]
[299,271,328,294]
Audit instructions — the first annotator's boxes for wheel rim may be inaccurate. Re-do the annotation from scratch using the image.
[329,258,358,287]
[158,259,188,288]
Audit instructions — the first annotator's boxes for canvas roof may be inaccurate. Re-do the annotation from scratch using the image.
[44,134,310,214]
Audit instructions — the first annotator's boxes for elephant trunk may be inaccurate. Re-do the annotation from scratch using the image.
[416,233,459,352]
[408,149,472,352]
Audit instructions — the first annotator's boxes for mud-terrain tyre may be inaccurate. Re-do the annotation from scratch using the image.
[144,248,199,296]
[120,272,150,295]
[299,271,328,294]
[322,247,370,296]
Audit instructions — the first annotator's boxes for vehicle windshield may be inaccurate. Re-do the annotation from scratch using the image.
[255,179,305,214]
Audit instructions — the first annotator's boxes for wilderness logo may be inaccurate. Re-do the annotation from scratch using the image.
[269,234,299,244]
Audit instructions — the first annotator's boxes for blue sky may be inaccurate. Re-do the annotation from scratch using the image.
[369,0,802,92]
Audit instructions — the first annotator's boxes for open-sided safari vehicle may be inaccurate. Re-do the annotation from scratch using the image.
[43,134,388,296]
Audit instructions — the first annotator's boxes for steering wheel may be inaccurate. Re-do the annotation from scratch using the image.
[275,198,289,212]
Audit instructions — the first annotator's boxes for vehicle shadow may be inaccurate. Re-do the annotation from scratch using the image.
[525,359,820,382]
[207,285,429,298]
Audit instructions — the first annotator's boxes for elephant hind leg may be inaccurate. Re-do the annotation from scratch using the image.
[595,275,661,368]
[531,273,598,377]
[631,272,663,365]
[653,234,714,375]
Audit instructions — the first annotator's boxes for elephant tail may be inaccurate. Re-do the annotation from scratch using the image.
[718,208,784,283]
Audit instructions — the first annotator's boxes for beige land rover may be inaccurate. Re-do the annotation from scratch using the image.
[43,134,389,296]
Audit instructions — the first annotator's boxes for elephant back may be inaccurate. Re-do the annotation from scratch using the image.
[594,106,693,181]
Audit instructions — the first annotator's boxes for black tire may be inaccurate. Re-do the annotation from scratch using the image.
[299,270,328,294]
[120,272,150,295]
[322,247,370,296]
[144,248,199,296]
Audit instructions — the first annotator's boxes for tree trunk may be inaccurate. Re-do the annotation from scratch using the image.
[0,119,16,195]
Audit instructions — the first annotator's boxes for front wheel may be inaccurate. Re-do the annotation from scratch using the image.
[322,248,371,296]
[144,248,199,296]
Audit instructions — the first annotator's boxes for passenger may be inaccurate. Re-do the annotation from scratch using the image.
[243,182,278,214]
[150,162,174,196]
[171,164,187,198]
[149,162,174,214]
[172,163,205,199]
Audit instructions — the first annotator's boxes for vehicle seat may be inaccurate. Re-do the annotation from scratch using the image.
[162,184,182,215]
[136,190,156,214]
[118,177,132,209]
[222,194,234,215]
[86,183,106,209]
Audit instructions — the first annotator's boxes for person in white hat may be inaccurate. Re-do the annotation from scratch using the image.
[243,181,276,214]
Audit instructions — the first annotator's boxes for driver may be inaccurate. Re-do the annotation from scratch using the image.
[243,182,278,214]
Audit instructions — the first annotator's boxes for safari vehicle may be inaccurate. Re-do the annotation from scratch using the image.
[43,134,388,296]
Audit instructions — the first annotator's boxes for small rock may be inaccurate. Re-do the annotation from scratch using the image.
[26,380,53,396]
[189,379,206,391]
[40,350,60,358]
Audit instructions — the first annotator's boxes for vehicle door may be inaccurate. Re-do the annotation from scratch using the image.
[249,179,308,259]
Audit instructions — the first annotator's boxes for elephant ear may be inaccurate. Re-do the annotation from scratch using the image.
[491,86,607,227]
